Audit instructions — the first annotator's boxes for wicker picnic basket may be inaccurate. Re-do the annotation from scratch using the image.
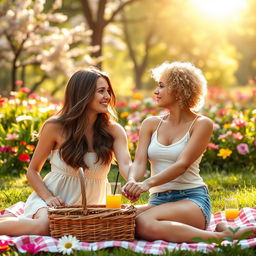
[48,167,136,242]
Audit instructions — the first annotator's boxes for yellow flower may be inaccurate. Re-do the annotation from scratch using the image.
[133,92,143,100]
[128,142,134,150]
[223,123,231,129]
[120,112,129,118]
[217,148,232,159]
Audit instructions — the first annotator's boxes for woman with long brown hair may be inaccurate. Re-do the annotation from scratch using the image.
[0,67,131,236]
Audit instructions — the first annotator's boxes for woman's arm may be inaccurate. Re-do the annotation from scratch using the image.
[122,117,157,200]
[26,122,65,207]
[111,123,132,181]
[128,117,213,199]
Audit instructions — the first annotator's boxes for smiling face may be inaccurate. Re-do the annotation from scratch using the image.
[87,77,112,114]
[154,73,177,108]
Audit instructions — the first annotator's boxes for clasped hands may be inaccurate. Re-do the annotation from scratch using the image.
[122,179,150,203]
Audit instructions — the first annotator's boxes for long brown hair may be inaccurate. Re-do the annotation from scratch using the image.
[51,67,116,169]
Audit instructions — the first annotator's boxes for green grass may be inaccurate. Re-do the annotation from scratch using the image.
[1,169,256,255]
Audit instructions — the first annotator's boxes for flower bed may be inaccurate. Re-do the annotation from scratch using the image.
[0,86,255,175]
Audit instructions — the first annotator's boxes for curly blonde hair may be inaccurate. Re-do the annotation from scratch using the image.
[151,62,207,110]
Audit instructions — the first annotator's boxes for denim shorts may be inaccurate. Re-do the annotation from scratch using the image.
[148,186,211,228]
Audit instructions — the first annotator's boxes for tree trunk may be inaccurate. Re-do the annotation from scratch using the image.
[21,65,26,87]
[11,58,17,91]
[134,68,143,90]
[91,25,104,68]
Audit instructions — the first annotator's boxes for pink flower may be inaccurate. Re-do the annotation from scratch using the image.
[232,132,243,140]
[5,133,19,140]
[0,240,10,252]
[217,109,226,117]
[0,146,15,154]
[15,80,23,86]
[21,243,41,254]
[236,143,249,155]
[213,123,220,130]
[232,118,246,127]
[218,133,229,140]
[130,131,139,143]
[29,93,39,100]
[20,87,31,93]
[129,102,139,110]
[116,101,126,107]
[208,143,219,150]
[19,153,30,162]
[236,92,248,100]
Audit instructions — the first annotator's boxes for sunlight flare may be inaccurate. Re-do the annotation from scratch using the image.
[193,0,247,20]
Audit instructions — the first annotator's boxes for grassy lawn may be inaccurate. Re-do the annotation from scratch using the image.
[1,168,256,255]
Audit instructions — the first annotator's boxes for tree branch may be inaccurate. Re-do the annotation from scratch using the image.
[97,0,107,27]
[80,0,94,29]
[106,0,139,25]
[122,10,138,69]
[30,74,48,93]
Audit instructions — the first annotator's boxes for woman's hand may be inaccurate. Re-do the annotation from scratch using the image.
[122,179,150,202]
[45,196,65,208]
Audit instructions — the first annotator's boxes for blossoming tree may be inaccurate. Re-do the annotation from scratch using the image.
[0,0,99,93]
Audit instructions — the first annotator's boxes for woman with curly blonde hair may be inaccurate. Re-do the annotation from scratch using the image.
[123,61,256,242]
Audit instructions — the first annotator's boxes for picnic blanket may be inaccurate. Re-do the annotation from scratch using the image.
[1,202,256,254]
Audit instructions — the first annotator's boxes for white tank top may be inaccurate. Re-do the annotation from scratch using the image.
[148,115,206,194]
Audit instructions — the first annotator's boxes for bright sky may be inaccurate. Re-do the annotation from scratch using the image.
[192,0,248,20]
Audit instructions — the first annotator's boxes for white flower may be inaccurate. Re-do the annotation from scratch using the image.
[16,115,33,122]
[57,235,80,255]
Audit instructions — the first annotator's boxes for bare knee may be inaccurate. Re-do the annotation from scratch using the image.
[33,218,49,235]
[136,215,158,240]
[33,208,49,235]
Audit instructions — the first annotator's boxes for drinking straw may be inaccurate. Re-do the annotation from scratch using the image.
[113,171,120,195]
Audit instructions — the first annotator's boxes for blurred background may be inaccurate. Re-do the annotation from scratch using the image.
[0,0,256,97]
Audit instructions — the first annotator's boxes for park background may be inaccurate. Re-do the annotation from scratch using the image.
[0,0,256,255]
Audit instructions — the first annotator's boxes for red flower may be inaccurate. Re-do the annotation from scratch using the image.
[19,153,30,162]
[19,141,27,145]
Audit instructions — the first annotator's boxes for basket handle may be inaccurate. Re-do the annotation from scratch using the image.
[78,167,88,215]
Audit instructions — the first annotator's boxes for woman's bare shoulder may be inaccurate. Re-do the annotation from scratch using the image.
[40,119,64,140]
[196,115,214,126]
[193,115,214,132]
[141,115,163,130]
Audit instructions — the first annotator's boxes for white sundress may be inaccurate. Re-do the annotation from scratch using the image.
[21,149,110,218]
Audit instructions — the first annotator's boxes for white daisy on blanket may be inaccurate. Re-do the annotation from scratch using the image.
[57,235,81,255]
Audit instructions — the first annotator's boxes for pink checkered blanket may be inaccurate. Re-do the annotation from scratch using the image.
[1,202,256,254]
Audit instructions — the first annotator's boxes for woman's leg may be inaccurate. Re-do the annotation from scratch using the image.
[0,208,49,236]
[136,200,256,242]
[134,204,155,216]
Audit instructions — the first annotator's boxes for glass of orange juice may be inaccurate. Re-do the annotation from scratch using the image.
[106,182,122,209]
[225,198,239,220]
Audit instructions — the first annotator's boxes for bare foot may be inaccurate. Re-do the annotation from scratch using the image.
[215,221,256,239]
